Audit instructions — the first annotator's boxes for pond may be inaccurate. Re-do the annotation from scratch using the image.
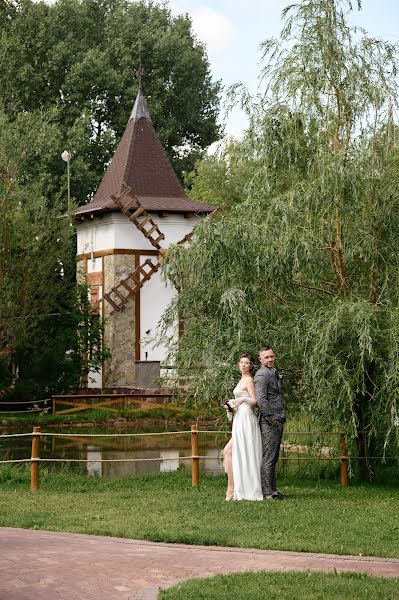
[0,422,343,481]
[0,423,230,477]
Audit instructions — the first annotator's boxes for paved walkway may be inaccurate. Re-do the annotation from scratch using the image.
[1,528,398,600]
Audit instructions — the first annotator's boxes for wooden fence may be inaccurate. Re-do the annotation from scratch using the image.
[0,392,177,416]
[0,425,351,491]
[51,392,176,415]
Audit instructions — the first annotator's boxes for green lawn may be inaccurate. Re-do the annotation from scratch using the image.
[160,571,399,600]
[0,468,398,558]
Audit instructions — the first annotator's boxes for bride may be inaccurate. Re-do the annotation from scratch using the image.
[223,354,263,501]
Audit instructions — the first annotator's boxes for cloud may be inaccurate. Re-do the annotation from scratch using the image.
[190,6,234,57]
[169,0,189,12]
[236,0,285,7]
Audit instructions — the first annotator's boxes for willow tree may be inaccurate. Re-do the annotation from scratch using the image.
[162,0,399,478]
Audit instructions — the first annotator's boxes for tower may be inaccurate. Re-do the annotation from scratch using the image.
[75,88,215,388]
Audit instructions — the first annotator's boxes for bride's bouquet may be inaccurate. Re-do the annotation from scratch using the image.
[223,398,238,422]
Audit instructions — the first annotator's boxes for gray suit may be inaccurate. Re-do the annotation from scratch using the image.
[254,365,285,497]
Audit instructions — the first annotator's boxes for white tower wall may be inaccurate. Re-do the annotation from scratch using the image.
[76,212,201,388]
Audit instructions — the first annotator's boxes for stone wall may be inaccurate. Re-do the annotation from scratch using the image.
[134,361,161,388]
[76,259,87,285]
[103,254,136,387]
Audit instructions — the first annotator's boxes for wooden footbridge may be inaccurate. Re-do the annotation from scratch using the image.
[51,388,179,415]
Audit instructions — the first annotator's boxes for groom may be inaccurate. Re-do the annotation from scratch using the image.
[254,346,286,500]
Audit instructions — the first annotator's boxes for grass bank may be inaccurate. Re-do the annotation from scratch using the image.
[0,468,398,558]
[0,407,208,428]
[160,571,399,599]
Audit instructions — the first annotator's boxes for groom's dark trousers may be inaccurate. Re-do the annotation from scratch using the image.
[254,365,285,498]
[259,417,284,497]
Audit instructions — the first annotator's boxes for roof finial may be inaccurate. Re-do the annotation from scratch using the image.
[129,59,152,123]
[136,66,144,91]
[136,44,144,91]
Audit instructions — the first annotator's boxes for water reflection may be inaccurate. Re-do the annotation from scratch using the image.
[86,446,102,477]
[78,447,223,477]
[160,450,179,472]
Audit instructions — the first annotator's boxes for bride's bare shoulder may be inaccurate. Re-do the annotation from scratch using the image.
[242,375,254,388]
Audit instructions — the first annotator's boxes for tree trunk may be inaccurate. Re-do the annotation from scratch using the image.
[355,364,377,481]
[356,425,370,481]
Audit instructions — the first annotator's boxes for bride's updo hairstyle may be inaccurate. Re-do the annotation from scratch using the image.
[239,354,255,374]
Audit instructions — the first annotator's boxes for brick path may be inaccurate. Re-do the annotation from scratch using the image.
[1,528,398,600]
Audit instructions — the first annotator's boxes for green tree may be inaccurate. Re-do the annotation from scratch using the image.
[8,285,109,401]
[0,109,106,399]
[185,139,255,209]
[0,108,73,349]
[0,0,222,201]
[162,0,399,479]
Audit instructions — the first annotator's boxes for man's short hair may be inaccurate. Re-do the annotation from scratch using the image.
[259,346,272,353]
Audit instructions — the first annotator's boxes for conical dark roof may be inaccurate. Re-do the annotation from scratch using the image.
[76,89,215,216]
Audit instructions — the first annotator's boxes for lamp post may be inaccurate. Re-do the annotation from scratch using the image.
[61,150,71,213]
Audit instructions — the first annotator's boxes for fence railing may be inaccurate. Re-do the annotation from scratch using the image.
[0,425,356,491]
[51,393,175,415]
[0,393,177,416]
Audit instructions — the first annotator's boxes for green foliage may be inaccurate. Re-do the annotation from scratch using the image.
[161,0,399,471]
[0,108,75,352]
[0,109,108,399]
[2,284,110,401]
[9,285,109,400]
[185,139,255,208]
[0,0,222,199]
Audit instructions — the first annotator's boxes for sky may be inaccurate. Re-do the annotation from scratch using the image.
[168,0,399,140]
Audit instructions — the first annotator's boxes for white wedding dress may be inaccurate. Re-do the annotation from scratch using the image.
[232,384,263,501]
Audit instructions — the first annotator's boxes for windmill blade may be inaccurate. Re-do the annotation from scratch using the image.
[176,230,194,246]
[103,258,161,314]
[111,183,165,249]
[175,205,220,246]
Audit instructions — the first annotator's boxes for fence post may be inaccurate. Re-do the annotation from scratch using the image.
[340,433,349,487]
[31,426,41,491]
[191,424,199,487]
[52,397,56,415]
